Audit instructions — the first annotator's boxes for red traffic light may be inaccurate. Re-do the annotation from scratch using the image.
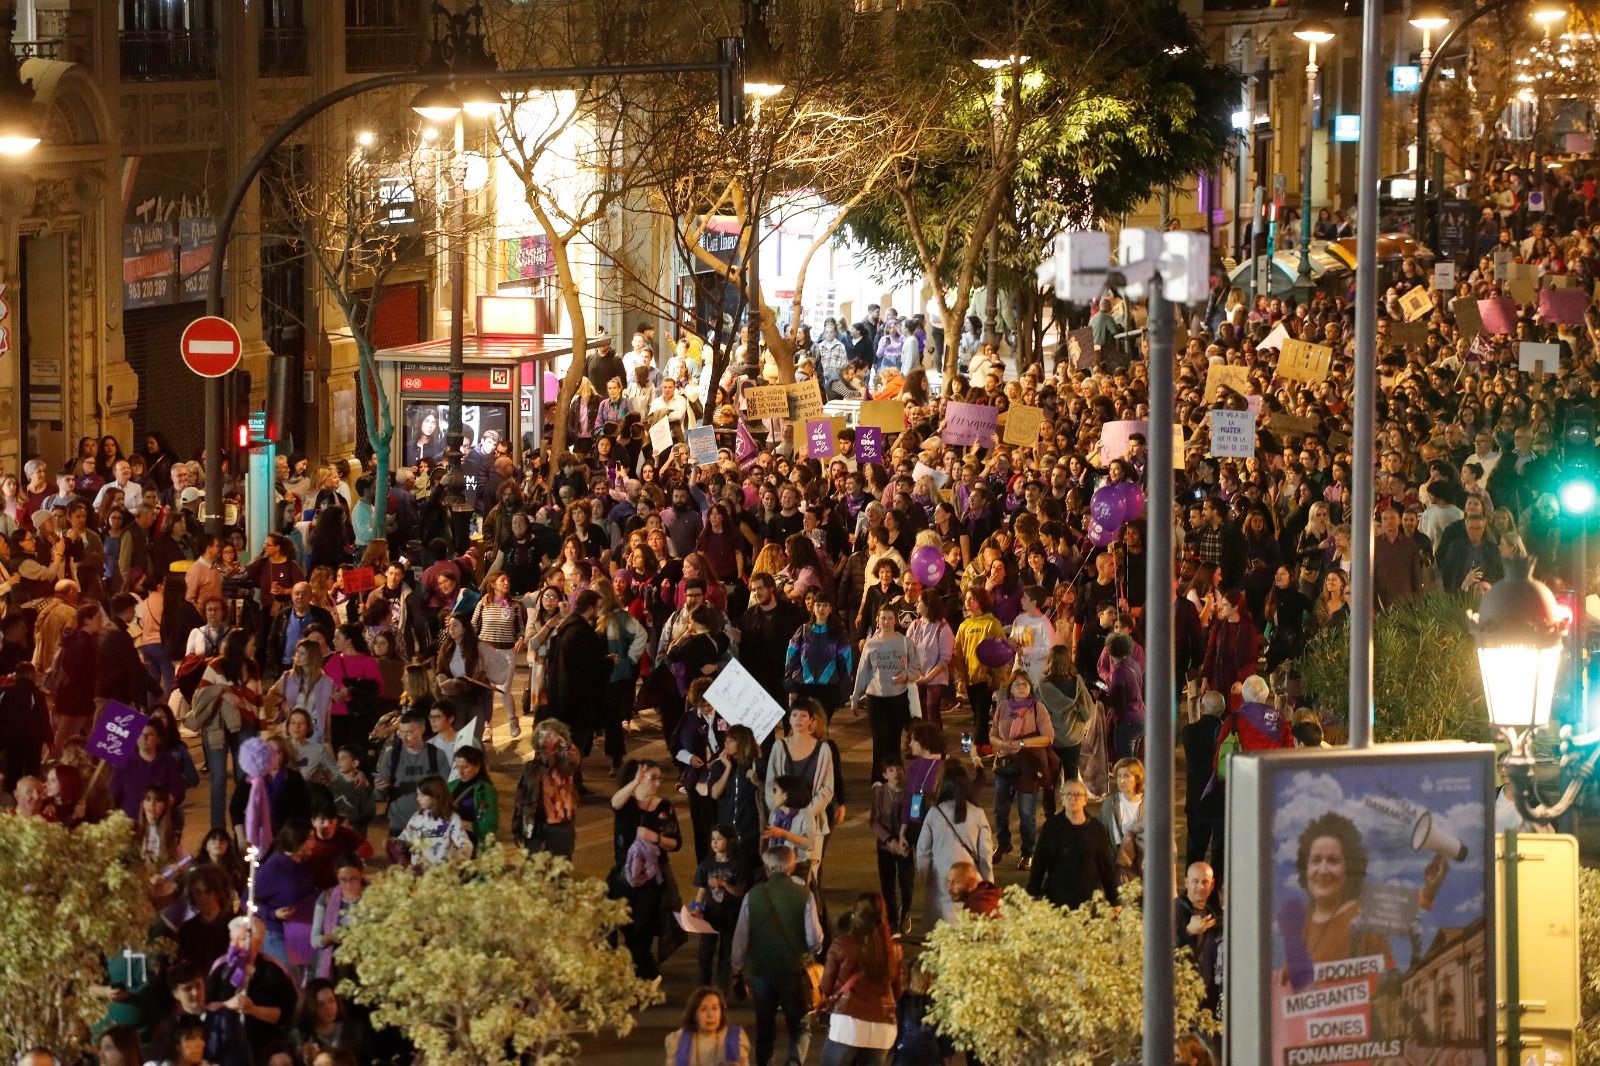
[236,423,250,449]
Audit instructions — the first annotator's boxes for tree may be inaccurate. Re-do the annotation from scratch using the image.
[260,106,467,537]
[1295,593,1493,744]
[846,0,1238,380]
[921,884,1214,1066]
[335,845,661,1065]
[0,814,155,1058]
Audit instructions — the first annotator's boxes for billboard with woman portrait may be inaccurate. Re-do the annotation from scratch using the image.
[1226,744,1496,1066]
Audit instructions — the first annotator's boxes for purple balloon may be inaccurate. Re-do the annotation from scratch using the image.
[976,637,1016,670]
[1090,485,1127,530]
[1087,519,1117,547]
[1110,481,1145,522]
[910,544,946,586]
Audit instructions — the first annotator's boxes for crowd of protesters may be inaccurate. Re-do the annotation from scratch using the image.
[2,157,1595,1064]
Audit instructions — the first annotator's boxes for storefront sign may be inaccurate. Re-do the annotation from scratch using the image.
[500,234,555,284]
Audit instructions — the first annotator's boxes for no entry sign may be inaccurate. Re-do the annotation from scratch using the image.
[180,316,242,377]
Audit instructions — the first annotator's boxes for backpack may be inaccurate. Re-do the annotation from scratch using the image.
[41,637,70,693]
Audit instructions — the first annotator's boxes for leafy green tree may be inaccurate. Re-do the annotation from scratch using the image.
[0,814,155,1058]
[1295,593,1493,743]
[922,884,1213,1066]
[335,845,660,1065]
[845,0,1238,379]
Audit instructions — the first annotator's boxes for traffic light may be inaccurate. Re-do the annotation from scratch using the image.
[265,354,290,446]
[1561,477,1597,518]
[236,421,250,450]
[717,37,743,129]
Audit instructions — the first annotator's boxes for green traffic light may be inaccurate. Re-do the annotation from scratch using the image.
[1561,479,1597,516]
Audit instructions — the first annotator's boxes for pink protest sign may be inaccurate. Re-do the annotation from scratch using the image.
[942,402,999,447]
[1477,297,1517,335]
[1539,286,1590,326]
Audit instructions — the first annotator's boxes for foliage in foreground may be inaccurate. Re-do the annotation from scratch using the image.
[1578,868,1600,1065]
[922,883,1214,1066]
[1296,592,1492,744]
[0,813,154,1058]
[335,844,662,1065]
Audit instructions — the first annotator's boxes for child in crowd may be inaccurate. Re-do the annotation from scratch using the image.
[285,708,338,785]
[330,744,376,835]
[762,774,820,879]
[398,776,472,867]
[870,756,915,935]
[689,824,746,989]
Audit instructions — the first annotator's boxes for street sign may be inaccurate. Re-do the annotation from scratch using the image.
[180,315,242,377]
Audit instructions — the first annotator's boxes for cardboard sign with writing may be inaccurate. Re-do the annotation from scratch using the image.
[1493,250,1512,281]
[1539,286,1590,326]
[1277,338,1333,383]
[793,415,846,455]
[1451,297,1482,342]
[858,399,907,433]
[1519,341,1561,376]
[1506,262,1538,306]
[745,384,788,419]
[1066,327,1095,369]
[786,379,825,421]
[1548,273,1576,289]
[1204,363,1250,403]
[686,425,719,467]
[1210,408,1257,459]
[1267,412,1321,441]
[942,402,999,447]
[1432,262,1456,291]
[341,566,376,594]
[1003,403,1044,447]
[1399,286,1434,322]
[1388,320,1431,348]
[855,425,884,463]
[87,702,150,768]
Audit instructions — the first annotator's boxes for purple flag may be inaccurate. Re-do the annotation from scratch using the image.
[736,418,758,467]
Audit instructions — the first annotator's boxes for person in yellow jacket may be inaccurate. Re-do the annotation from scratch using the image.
[952,587,1006,756]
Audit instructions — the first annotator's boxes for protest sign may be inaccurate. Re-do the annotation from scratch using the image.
[1539,286,1589,326]
[1432,262,1456,291]
[1259,323,1290,351]
[341,567,376,594]
[686,425,719,466]
[1450,297,1482,342]
[1388,320,1430,347]
[1493,250,1512,280]
[87,702,149,768]
[1210,408,1256,459]
[806,419,835,459]
[1203,363,1250,404]
[785,379,825,421]
[942,402,999,447]
[1277,338,1333,383]
[1267,412,1320,440]
[1506,262,1538,305]
[1066,327,1095,369]
[1519,341,1560,376]
[1002,404,1044,446]
[648,417,675,456]
[1477,297,1516,335]
[855,425,884,463]
[1398,286,1433,322]
[745,384,788,419]
[1100,420,1183,466]
[704,658,787,742]
[858,399,907,433]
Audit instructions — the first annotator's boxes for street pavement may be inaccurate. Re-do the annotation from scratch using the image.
[176,688,1192,1064]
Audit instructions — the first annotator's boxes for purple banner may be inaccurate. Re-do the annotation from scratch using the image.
[806,419,835,459]
[855,425,883,464]
[87,701,149,767]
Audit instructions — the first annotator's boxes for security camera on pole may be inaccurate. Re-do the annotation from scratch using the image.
[1037,226,1208,1066]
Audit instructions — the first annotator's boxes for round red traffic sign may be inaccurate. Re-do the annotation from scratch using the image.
[179,316,243,377]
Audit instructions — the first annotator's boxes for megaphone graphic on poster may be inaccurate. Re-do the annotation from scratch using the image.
[1410,810,1468,862]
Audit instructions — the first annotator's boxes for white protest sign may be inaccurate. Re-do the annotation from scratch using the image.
[1209,408,1256,459]
[648,416,675,456]
[1432,262,1456,291]
[703,658,788,742]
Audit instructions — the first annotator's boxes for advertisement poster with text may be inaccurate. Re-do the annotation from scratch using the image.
[1269,758,1490,1066]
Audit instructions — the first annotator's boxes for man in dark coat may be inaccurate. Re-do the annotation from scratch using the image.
[1027,778,1118,909]
[548,589,610,757]
[98,592,162,712]
[735,573,806,710]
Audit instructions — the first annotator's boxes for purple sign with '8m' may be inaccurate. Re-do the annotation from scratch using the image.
[87,701,149,767]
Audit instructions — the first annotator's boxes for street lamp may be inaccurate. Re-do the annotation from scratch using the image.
[1292,20,1334,293]
[0,9,40,157]
[1413,0,1568,243]
[1410,8,1450,68]
[1469,560,1600,827]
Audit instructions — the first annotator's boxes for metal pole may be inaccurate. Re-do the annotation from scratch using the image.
[198,57,732,533]
[1348,0,1382,749]
[444,114,470,553]
[1295,49,1317,289]
[1575,523,1587,714]
[1143,275,1176,1066]
[1504,829,1523,1066]
[1249,185,1264,307]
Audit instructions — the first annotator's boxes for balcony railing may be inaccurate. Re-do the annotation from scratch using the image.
[260,26,309,77]
[345,25,423,73]
[11,38,62,60]
[120,29,219,81]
